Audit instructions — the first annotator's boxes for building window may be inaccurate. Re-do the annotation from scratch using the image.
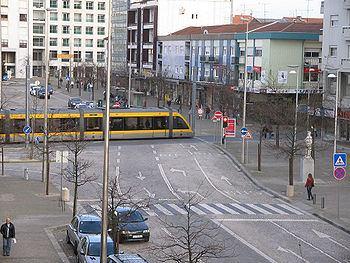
[97,52,105,62]
[49,50,58,60]
[63,0,70,8]
[61,51,70,62]
[50,12,58,21]
[86,14,94,22]
[62,38,69,47]
[0,14,8,21]
[329,46,337,57]
[98,14,105,23]
[255,49,263,57]
[98,2,105,10]
[19,14,27,22]
[304,51,319,58]
[19,40,27,48]
[33,24,44,34]
[86,1,93,10]
[33,0,44,8]
[62,13,70,21]
[74,51,82,62]
[50,25,57,33]
[50,38,57,46]
[85,51,93,62]
[74,13,82,22]
[214,47,219,56]
[1,40,8,47]
[86,26,93,35]
[74,38,81,47]
[97,27,105,35]
[33,37,44,47]
[86,39,93,47]
[33,50,43,61]
[240,49,245,57]
[74,26,81,34]
[49,0,57,8]
[62,25,70,34]
[74,1,81,9]
[330,15,339,27]
[223,47,227,56]
[97,39,104,47]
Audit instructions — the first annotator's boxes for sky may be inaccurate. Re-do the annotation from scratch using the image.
[233,0,323,19]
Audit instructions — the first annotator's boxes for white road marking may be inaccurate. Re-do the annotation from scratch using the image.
[188,205,206,215]
[230,203,256,215]
[221,176,232,186]
[236,191,242,195]
[245,204,273,215]
[187,150,193,155]
[312,229,350,252]
[177,189,205,199]
[170,168,187,177]
[277,246,310,263]
[137,171,146,181]
[143,208,158,217]
[214,204,240,215]
[155,156,160,161]
[118,146,121,150]
[168,204,187,215]
[90,204,102,217]
[77,199,101,202]
[179,144,185,148]
[116,158,120,163]
[117,152,121,156]
[115,166,122,195]
[158,164,182,200]
[261,204,288,215]
[199,203,223,215]
[154,204,173,216]
[277,204,303,215]
[150,145,155,149]
[194,157,238,202]
[216,219,319,222]
[143,188,155,198]
[270,221,341,263]
[190,145,198,151]
[153,150,157,155]
[212,220,278,263]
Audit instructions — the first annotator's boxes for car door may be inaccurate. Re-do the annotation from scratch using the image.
[67,217,77,242]
[77,237,87,263]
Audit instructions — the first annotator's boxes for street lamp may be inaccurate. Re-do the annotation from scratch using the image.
[327,72,340,155]
[240,18,279,163]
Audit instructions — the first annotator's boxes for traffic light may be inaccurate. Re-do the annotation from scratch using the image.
[223,116,228,128]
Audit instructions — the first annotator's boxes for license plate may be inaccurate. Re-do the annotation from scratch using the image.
[132,235,143,239]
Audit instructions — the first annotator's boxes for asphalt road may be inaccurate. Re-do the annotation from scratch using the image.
[6,139,350,263]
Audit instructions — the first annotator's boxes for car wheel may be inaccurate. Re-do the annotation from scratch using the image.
[66,232,70,244]
[145,236,150,242]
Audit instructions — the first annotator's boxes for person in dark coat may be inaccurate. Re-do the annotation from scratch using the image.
[305,173,315,200]
[1,218,15,256]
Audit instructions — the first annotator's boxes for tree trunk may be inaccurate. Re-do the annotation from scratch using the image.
[258,129,262,171]
[275,125,280,148]
[73,176,78,217]
[288,156,294,186]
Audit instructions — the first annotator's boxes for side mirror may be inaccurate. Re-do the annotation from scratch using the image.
[144,218,148,222]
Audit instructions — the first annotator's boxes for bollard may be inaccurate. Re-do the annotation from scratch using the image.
[313,194,316,205]
[24,168,29,181]
[321,197,325,209]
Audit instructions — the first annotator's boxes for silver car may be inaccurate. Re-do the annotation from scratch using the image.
[66,214,101,254]
[77,234,114,263]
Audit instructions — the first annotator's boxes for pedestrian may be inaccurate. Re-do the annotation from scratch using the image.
[205,106,211,119]
[305,173,315,200]
[1,217,16,256]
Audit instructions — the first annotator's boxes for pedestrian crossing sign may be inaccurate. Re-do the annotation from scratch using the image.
[333,153,347,167]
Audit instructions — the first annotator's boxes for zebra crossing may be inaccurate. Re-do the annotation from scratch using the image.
[83,202,303,217]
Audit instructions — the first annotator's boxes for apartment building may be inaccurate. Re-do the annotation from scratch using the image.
[0,0,29,78]
[30,0,109,78]
[321,0,350,141]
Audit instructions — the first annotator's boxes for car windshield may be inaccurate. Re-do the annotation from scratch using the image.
[71,98,81,102]
[79,221,101,234]
[118,210,144,223]
[88,242,114,257]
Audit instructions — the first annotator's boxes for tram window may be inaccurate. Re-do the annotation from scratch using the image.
[0,119,4,133]
[173,117,189,129]
[124,117,138,130]
[13,119,25,133]
[110,117,123,131]
[153,117,168,130]
[61,118,79,131]
[138,117,153,130]
[33,118,44,133]
[49,118,61,132]
[85,118,102,131]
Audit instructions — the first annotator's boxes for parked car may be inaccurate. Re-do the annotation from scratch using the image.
[68,97,82,108]
[76,234,114,263]
[115,207,150,243]
[108,253,148,263]
[48,84,54,95]
[75,103,89,109]
[37,86,51,99]
[85,101,95,108]
[29,84,41,96]
[66,214,102,254]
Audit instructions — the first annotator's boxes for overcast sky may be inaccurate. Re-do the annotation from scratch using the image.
[233,0,323,19]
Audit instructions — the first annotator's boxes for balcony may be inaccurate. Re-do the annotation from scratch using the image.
[344,0,350,9]
[343,26,350,41]
[341,58,350,68]
[157,54,162,59]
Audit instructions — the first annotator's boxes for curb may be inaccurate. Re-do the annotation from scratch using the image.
[45,226,70,263]
[312,213,350,235]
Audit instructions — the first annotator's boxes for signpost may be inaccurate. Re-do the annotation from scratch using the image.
[198,108,203,119]
[224,118,236,138]
[333,152,347,219]
[334,167,346,181]
[240,127,248,137]
[214,111,223,119]
[23,125,32,135]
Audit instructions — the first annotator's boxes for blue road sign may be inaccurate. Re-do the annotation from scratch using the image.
[66,75,70,81]
[240,127,248,136]
[23,125,32,135]
[333,153,347,167]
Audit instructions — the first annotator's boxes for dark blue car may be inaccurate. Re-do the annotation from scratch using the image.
[115,207,150,242]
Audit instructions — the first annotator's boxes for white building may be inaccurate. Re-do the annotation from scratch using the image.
[1,0,29,78]
[30,0,109,78]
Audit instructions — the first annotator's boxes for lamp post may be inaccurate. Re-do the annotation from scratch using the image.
[240,18,279,163]
[100,0,113,262]
[327,72,340,154]
[128,30,132,108]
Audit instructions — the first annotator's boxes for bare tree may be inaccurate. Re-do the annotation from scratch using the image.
[63,135,96,217]
[151,194,231,263]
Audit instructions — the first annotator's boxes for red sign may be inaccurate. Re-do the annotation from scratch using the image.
[334,167,346,181]
[224,118,236,138]
[214,111,223,119]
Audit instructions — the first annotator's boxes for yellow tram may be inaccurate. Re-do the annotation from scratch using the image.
[0,107,193,143]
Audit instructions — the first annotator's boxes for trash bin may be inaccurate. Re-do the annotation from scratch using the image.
[62,187,70,202]
[98,99,103,107]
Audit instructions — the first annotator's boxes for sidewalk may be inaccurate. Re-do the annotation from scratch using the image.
[195,118,350,233]
[0,175,71,262]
